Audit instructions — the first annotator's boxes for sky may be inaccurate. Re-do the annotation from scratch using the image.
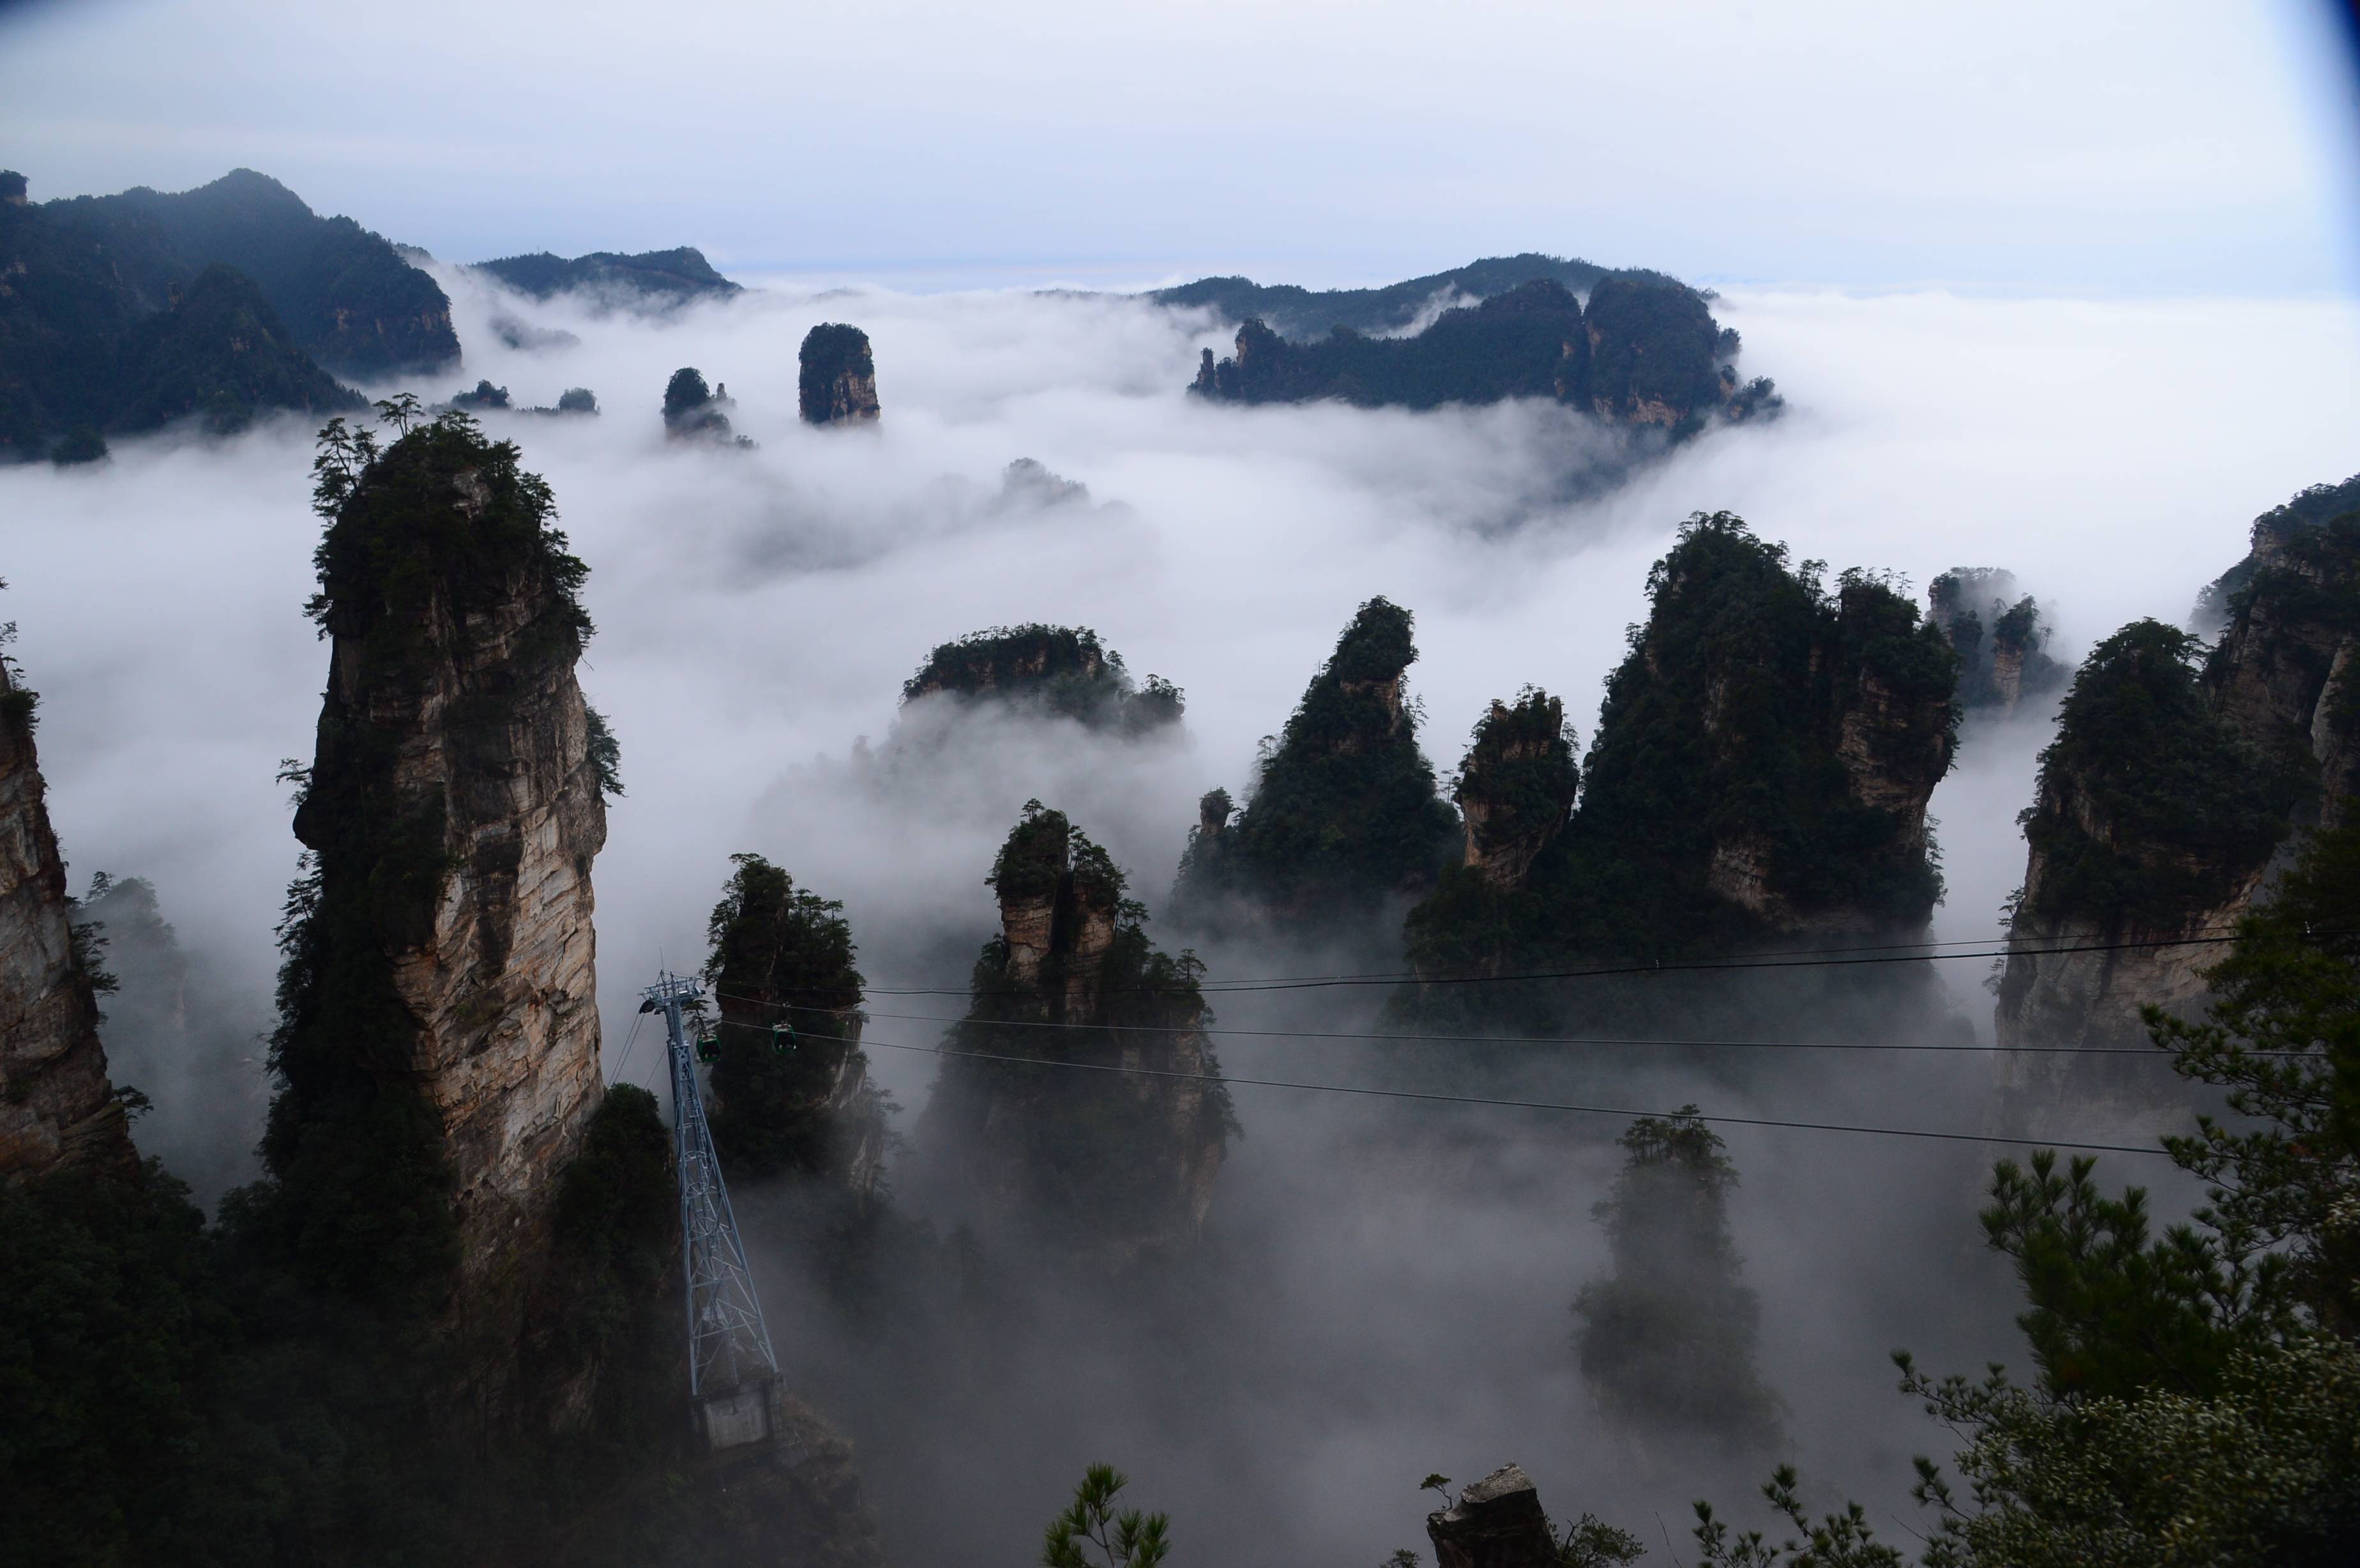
[2,0,2357,293]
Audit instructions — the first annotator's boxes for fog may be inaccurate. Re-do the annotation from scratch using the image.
[2,273,2356,1559]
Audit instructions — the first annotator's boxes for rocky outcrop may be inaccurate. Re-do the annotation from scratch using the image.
[662,366,750,445]
[799,324,879,425]
[1455,691,1578,889]
[924,803,1229,1261]
[1928,568,2068,715]
[0,657,134,1183]
[1426,1465,1559,1568]
[476,246,741,308]
[704,854,885,1196]
[1187,268,1779,430]
[273,412,609,1338]
[1582,515,1956,938]
[1997,492,2359,1061]
[1395,515,1958,1034]
[898,623,1183,737]
[1170,596,1458,930]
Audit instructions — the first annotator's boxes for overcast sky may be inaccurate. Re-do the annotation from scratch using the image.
[3,0,2356,292]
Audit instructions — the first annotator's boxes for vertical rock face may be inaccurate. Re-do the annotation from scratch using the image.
[798,323,879,425]
[926,801,1229,1261]
[1927,568,2067,715]
[1455,691,1578,890]
[276,412,607,1313]
[1997,496,2358,1058]
[0,660,133,1183]
[1397,515,1956,1034]
[703,854,885,1196]
[1425,1465,1559,1568]
[1170,596,1457,930]
[1578,515,1956,938]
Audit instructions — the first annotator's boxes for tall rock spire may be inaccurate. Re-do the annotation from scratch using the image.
[0,649,134,1182]
[925,801,1230,1262]
[269,411,609,1317]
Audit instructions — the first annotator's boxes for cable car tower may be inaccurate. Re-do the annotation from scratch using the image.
[641,970,781,1452]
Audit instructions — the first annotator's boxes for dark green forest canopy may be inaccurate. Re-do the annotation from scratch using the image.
[902,623,1183,734]
[701,854,872,1182]
[2018,619,2294,930]
[1190,269,1769,426]
[2195,472,2360,626]
[0,177,367,458]
[1399,515,1956,1026]
[1174,596,1458,925]
[1153,252,1648,337]
[477,246,741,303]
[107,168,458,377]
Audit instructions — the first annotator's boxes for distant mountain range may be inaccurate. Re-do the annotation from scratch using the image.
[473,247,741,306]
[1149,253,1666,338]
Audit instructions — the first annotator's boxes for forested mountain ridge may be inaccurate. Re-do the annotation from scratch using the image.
[1153,252,1655,338]
[476,246,741,306]
[1997,476,2360,1059]
[0,165,442,459]
[1188,269,1778,430]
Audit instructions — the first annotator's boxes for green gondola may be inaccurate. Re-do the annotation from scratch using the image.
[695,1029,720,1064]
[771,1022,797,1055]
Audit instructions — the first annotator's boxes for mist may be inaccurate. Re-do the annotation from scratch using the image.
[2,271,2355,1561]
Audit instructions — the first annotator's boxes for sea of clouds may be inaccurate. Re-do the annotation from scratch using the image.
[2,269,2354,1560]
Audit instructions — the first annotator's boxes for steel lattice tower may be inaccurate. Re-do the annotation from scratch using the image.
[642,972,780,1449]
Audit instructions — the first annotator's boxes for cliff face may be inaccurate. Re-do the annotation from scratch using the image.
[1456,691,1578,890]
[273,412,608,1328]
[1927,568,2067,715]
[1577,515,1956,939]
[1425,1465,1559,1568]
[798,323,880,425]
[926,802,1229,1262]
[0,659,133,1183]
[1170,596,1458,931]
[1997,499,2358,1057]
[1187,268,1778,430]
[704,854,885,1196]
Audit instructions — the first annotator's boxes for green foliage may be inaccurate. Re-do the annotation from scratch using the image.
[109,263,362,435]
[1977,1150,2287,1401]
[1896,1338,2360,1567]
[1155,252,1629,338]
[2193,472,2360,628]
[1555,1513,1648,1567]
[1042,1463,1171,1568]
[478,247,741,304]
[2017,620,2292,930]
[1197,282,1589,411]
[662,366,711,422]
[1584,273,1730,424]
[0,1163,223,1567]
[2147,814,2360,1336]
[585,704,624,799]
[1691,1466,1906,1567]
[1695,817,2360,1564]
[902,623,1184,735]
[702,854,871,1181]
[48,424,106,464]
[1176,596,1458,925]
[1573,1108,1782,1445]
[532,1085,677,1401]
[799,322,875,403]
[1398,515,1956,1032]
[952,803,1234,1242]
